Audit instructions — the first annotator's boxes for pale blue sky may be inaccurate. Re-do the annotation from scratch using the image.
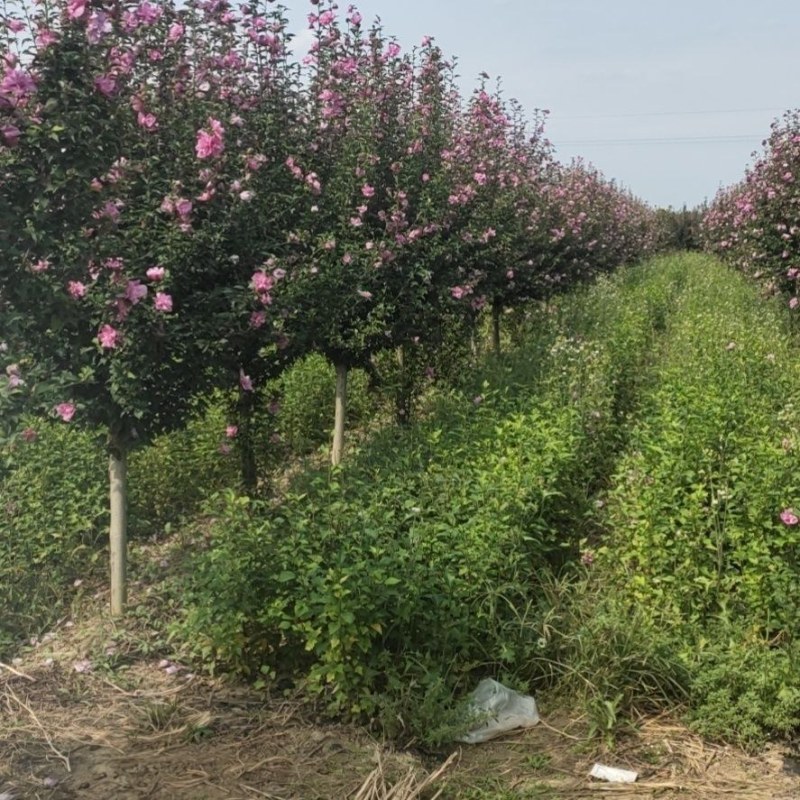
[287,0,800,209]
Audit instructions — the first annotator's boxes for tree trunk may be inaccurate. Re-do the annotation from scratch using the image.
[394,345,412,426]
[238,396,257,492]
[109,436,128,617]
[492,301,502,357]
[331,362,348,466]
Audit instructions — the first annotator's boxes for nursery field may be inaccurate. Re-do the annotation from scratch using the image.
[4,1,800,797]
[2,252,800,799]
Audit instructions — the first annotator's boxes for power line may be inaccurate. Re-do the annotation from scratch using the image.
[552,107,785,120]
[553,134,763,146]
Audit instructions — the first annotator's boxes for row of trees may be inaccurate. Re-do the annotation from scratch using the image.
[0,0,658,613]
[702,111,800,308]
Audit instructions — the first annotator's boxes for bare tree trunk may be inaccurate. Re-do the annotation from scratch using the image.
[238,396,257,492]
[331,362,348,466]
[394,345,413,426]
[492,301,502,357]
[109,436,128,617]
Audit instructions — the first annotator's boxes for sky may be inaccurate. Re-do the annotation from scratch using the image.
[286,0,800,210]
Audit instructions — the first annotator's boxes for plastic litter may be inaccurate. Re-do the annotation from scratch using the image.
[457,679,540,744]
[589,763,638,783]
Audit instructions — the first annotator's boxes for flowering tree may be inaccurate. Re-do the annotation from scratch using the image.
[0,0,300,610]
[442,84,556,355]
[1,0,661,615]
[703,111,800,309]
[271,6,466,462]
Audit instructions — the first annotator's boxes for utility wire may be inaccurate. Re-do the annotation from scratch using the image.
[552,107,785,120]
[553,134,763,146]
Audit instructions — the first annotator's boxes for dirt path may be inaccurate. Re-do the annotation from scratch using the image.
[1,621,799,800]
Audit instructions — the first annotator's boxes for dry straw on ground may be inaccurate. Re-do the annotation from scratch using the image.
[1,579,798,800]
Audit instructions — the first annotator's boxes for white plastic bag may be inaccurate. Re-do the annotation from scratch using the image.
[590,763,638,783]
[457,678,540,744]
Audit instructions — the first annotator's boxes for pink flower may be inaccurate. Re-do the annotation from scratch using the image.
[146,266,165,282]
[361,184,375,198]
[305,172,321,194]
[154,292,173,312]
[21,427,38,442]
[196,118,225,159]
[125,280,148,305]
[6,364,23,389]
[86,11,112,44]
[451,286,466,300]
[780,509,799,526]
[239,370,253,392]
[790,297,799,310]
[35,28,59,50]
[55,402,76,422]
[357,289,373,300]
[31,258,50,273]
[104,257,124,271]
[136,1,163,25]
[167,22,184,42]
[98,324,121,349]
[219,443,232,455]
[68,281,87,298]
[225,425,238,439]
[94,199,122,222]
[67,0,87,20]
[175,198,193,218]
[251,270,274,295]
[1,123,20,146]
[7,19,25,33]
[250,310,266,328]
[1,68,37,101]
[137,111,158,130]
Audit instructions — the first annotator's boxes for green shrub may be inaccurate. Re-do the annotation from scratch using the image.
[0,421,107,652]
[272,354,373,453]
[527,573,690,742]
[175,256,685,738]
[128,393,240,534]
[602,257,800,631]
[178,394,589,722]
[686,633,800,748]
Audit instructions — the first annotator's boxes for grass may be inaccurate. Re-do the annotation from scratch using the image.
[3,252,800,753]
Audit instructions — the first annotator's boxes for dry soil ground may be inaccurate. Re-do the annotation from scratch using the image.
[2,616,799,800]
